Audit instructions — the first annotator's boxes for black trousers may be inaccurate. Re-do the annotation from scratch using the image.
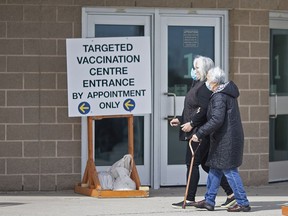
[185,138,233,201]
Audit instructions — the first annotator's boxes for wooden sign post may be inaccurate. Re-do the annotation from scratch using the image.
[74,114,149,198]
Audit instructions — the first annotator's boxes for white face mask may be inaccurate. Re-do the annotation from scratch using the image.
[190,68,199,81]
[205,81,212,91]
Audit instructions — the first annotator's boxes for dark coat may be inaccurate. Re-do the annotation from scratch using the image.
[179,80,212,141]
[195,81,244,170]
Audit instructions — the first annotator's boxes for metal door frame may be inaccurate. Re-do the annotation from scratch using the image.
[269,12,288,182]
[157,11,228,186]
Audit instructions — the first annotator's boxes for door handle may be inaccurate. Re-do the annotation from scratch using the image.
[164,92,176,120]
[270,93,278,119]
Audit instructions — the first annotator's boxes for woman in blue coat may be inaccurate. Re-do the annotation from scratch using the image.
[192,67,251,212]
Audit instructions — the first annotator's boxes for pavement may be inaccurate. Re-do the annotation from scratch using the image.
[0,182,287,216]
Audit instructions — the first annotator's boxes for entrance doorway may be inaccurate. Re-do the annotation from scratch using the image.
[269,12,288,182]
[81,8,228,188]
[82,10,152,185]
[159,15,227,185]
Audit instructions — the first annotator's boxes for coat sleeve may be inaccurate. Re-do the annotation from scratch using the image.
[191,86,211,127]
[196,94,226,139]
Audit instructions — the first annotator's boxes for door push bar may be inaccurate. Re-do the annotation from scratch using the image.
[270,93,277,119]
[164,92,176,120]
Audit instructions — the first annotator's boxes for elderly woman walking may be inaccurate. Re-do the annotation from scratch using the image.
[192,66,251,212]
[170,57,235,208]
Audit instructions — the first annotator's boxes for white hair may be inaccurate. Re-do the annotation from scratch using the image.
[207,66,225,84]
[193,56,214,81]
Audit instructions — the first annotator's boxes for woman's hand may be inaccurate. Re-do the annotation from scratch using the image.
[170,118,180,127]
[181,122,192,132]
[191,134,199,142]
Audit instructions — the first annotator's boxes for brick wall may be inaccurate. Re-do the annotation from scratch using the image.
[229,8,270,185]
[1,0,288,191]
[0,1,82,191]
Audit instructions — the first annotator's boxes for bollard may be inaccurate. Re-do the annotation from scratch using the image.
[282,204,288,216]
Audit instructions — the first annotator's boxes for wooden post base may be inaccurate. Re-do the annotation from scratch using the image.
[77,115,148,198]
[282,205,288,216]
[75,183,149,198]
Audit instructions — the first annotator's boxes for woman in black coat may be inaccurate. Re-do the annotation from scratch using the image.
[192,67,251,212]
[170,56,234,208]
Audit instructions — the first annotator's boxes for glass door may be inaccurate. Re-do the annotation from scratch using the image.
[269,13,288,182]
[160,15,224,185]
[82,13,151,185]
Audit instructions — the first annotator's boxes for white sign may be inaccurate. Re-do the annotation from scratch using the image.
[66,37,151,117]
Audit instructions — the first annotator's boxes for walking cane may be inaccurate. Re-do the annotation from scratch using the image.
[182,138,201,209]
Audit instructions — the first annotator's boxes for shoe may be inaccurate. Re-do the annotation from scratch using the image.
[171,200,196,208]
[194,200,214,211]
[227,204,251,212]
[221,196,237,208]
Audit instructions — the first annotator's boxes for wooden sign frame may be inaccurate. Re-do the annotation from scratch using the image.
[74,114,149,198]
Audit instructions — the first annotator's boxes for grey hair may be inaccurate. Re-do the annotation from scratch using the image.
[193,56,215,81]
[207,66,226,84]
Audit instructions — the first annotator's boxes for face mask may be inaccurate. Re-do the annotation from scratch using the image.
[205,81,212,91]
[190,68,198,80]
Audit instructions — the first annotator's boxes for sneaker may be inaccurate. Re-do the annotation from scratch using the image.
[221,196,236,208]
[171,200,196,208]
[227,204,251,212]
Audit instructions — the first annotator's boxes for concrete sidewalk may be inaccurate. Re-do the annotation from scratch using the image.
[0,182,287,216]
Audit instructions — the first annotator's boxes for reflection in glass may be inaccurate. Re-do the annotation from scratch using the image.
[270,29,288,95]
[167,26,214,165]
[269,115,288,162]
[95,25,144,37]
[94,117,144,166]
[168,26,214,96]
[93,24,145,166]
[168,122,186,164]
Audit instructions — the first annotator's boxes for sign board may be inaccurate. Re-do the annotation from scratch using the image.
[66,37,151,117]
